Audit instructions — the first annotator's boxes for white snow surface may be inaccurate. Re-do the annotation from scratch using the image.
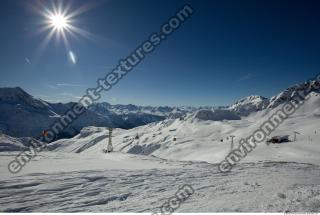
[44,93,320,165]
[228,95,270,116]
[1,91,320,212]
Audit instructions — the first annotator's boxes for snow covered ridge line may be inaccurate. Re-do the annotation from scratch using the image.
[218,73,320,173]
[6,5,194,174]
[152,184,194,215]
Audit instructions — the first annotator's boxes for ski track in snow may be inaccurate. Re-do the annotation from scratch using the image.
[1,161,320,212]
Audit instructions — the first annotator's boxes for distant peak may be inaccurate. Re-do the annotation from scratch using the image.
[0,87,30,97]
[0,87,47,109]
[193,109,240,121]
[229,95,270,116]
[235,95,268,103]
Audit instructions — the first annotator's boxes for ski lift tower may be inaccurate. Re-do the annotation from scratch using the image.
[106,127,113,153]
[230,135,235,152]
[293,131,300,142]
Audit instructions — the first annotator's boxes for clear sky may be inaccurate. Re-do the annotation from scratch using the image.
[1,0,320,106]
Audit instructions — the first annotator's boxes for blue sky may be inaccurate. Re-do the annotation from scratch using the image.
[1,0,320,106]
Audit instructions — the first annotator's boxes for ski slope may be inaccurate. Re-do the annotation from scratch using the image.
[1,157,320,212]
[47,92,320,166]
[0,91,320,212]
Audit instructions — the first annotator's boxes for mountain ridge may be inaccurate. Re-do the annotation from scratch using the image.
[0,77,319,138]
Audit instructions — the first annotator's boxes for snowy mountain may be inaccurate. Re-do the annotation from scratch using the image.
[1,78,319,138]
[268,80,320,109]
[48,90,320,164]
[0,87,49,109]
[89,102,192,117]
[1,82,320,212]
[228,95,270,116]
[89,102,168,128]
[193,109,240,121]
[0,88,166,138]
[0,88,191,138]
[229,79,320,116]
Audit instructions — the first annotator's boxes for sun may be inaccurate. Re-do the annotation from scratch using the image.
[31,0,96,60]
[49,14,69,31]
[37,2,94,46]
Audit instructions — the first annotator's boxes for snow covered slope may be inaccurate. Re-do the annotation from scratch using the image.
[1,82,320,212]
[229,95,269,116]
[268,80,320,109]
[49,91,320,166]
[0,134,41,152]
[229,79,320,116]
[1,158,320,212]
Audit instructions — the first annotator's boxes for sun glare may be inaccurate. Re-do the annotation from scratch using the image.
[32,1,96,61]
[49,14,68,30]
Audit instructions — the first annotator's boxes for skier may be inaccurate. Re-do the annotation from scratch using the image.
[42,130,48,137]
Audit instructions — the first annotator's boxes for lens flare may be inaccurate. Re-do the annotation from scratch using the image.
[30,0,97,58]
[68,51,77,64]
[49,14,69,31]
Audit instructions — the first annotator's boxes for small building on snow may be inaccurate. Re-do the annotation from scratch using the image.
[267,135,290,144]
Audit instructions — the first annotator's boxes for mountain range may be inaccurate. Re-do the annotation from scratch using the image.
[0,78,319,139]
